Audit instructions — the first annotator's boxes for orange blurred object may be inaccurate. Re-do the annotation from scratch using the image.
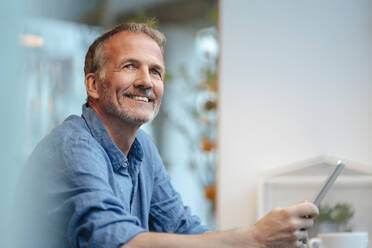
[204,184,216,203]
[204,100,217,110]
[201,137,214,151]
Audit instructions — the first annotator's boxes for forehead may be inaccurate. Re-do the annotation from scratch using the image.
[103,31,164,65]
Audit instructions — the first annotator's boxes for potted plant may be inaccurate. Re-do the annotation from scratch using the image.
[314,203,354,234]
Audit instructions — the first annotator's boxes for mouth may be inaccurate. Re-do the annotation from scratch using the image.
[126,94,153,103]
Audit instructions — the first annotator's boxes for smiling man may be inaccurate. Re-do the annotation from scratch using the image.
[21,23,318,248]
[84,27,165,156]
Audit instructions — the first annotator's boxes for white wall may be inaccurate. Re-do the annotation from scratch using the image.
[217,0,372,230]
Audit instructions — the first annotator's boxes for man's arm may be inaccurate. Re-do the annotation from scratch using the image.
[121,228,259,248]
[122,201,318,248]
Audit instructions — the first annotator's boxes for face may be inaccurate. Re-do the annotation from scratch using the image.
[96,31,165,125]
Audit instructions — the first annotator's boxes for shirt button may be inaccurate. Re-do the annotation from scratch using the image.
[122,162,128,168]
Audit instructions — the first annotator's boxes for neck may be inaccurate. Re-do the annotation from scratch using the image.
[88,100,141,156]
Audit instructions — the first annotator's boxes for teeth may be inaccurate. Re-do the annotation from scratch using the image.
[131,96,149,102]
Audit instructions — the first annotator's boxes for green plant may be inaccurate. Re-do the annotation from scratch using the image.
[315,203,355,231]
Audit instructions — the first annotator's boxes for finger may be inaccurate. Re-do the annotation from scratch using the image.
[294,217,314,230]
[288,202,319,218]
[296,240,307,248]
[294,230,308,241]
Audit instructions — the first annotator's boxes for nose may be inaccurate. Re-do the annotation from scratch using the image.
[134,67,152,89]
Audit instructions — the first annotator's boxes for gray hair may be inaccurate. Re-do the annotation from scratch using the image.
[84,22,166,80]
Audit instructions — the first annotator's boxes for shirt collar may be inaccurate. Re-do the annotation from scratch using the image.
[81,104,144,173]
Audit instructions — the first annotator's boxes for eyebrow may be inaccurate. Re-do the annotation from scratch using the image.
[117,58,165,75]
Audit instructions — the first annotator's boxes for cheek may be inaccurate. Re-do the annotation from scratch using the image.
[154,81,164,98]
[97,81,111,97]
[111,73,133,89]
[99,80,120,101]
[111,80,130,96]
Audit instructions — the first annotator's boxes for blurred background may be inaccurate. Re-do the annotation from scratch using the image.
[1,0,372,247]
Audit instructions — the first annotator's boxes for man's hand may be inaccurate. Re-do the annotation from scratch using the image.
[250,201,319,248]
[121,201,318,248]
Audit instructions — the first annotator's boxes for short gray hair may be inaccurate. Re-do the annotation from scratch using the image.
[84,22,166,80]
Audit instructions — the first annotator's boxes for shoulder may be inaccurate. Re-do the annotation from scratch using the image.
[26,115,112,188]
[56,114,92,141]
[29,115,104,169]
[34,115,92,149]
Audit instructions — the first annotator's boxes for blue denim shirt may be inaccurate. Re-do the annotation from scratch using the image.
[22,104,208,248]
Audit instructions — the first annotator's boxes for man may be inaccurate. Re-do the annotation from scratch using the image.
[21,23,318,248]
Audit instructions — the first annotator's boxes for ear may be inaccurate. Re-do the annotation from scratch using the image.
[85,73,100,100]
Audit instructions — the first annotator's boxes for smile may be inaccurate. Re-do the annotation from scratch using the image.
[128,95,150,103]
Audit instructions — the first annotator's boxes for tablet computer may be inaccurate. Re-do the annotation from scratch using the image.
[313,160,345,206]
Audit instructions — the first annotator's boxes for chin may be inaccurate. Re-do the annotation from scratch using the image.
[112,104,160,125]
[121,113,155,125]
[128,117,150,124]
[127,108,160,124]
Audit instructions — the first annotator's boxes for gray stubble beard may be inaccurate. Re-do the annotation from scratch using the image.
[99,82,162,125]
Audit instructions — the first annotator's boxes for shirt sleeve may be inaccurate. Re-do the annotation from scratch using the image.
[146,139,210,234]
[45,134,146,248]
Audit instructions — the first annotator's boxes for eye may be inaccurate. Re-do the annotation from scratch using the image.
[123,64,134,70]
[150,68,161,78]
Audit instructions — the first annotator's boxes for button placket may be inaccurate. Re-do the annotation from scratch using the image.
[122,161,129,169]
[117,161,129,176]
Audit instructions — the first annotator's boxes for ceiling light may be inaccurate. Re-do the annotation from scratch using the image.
[20,34,44,47]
